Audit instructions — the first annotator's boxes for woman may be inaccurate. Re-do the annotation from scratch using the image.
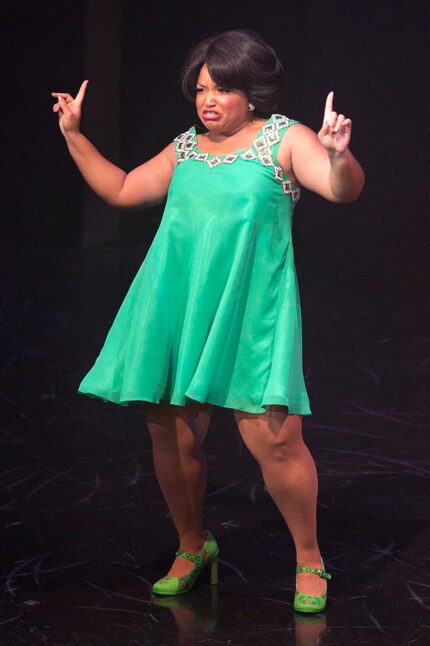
[52,30,364,612]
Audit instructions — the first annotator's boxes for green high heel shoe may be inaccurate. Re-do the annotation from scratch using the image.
[293,560,332,614]
[152,531,219,596]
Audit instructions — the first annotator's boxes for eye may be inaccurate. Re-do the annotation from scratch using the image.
[218,87,230,94]
[195,87,204,93]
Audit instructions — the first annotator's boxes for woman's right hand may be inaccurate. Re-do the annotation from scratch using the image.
[51,80,88,137]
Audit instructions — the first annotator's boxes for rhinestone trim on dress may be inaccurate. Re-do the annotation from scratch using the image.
[173,114,301,203]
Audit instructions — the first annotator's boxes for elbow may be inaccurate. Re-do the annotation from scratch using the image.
[349,172,366,202]
[105,196,122,208]
[106,195,150,211]
[334,172,365,204]
[107,190,136,210]
[337,187,364,204]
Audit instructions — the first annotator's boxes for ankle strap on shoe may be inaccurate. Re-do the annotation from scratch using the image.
[176,550,206,565]
[296,565,332,580]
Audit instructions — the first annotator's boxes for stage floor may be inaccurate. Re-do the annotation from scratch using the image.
[1,244,429,645]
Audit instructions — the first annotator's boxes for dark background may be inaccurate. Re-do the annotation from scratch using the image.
[2,0,428,296]
[1,4,429,641]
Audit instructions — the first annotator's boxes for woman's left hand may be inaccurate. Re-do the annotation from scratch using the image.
[318,91,352,153]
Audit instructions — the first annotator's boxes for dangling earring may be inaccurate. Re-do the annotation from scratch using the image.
[248,103,255,112]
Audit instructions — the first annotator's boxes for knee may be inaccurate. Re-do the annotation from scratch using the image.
[264,431,304,462]
[237,413,304,464]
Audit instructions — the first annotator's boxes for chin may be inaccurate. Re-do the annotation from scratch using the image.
[202,121,219,130]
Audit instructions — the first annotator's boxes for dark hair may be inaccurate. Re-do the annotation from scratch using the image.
[181,30,286,118]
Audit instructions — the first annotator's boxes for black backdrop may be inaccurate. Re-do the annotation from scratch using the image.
[2,0,428,296]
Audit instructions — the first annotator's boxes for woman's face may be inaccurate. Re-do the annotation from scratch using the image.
[195,64,251,134]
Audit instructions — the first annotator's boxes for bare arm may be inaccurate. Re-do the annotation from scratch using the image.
[63,131,175,208]
[278,92,365,203]
[52,81,176,209]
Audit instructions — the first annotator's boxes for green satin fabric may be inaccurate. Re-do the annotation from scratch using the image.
[78,115,311,414]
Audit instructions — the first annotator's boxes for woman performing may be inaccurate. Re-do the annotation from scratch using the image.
[52,30,364,613]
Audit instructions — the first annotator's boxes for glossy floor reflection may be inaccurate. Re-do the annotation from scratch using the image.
[1,245,429,645]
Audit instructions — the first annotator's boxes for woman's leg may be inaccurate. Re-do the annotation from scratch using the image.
[145,401,213,578]
[233,405,326,595]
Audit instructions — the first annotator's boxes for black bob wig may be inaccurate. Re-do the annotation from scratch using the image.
[181,30,287,118]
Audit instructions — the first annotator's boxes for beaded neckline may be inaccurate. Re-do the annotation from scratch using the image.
[173,114,301,203]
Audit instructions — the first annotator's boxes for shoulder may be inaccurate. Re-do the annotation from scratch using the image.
[277,120,319,159]
[277,118,316,142]
[268,114,301,132]
[154,141,177,169]
[173,126,195,146]
[267,115,305,149]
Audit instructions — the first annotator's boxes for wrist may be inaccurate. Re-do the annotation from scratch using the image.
[64,129,82,145]
[327,148,350,164]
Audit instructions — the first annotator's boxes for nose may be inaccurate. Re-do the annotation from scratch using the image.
[203,91,216,107]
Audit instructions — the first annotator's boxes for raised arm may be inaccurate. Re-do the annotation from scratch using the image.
[52,80,176,209]
[278,91,365,203]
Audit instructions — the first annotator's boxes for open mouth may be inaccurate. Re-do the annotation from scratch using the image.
[202,111,221,120]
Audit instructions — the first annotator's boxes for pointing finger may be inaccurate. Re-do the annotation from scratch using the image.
[75,79,89,105]
[328,110,337,128]
[324,91,334,124]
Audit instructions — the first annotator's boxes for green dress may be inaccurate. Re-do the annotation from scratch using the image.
[78,114,311,415]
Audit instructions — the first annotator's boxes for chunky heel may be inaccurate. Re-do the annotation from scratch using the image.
[152,530,219,596]
[209,556,218,585]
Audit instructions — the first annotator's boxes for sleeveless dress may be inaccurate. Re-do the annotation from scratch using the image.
[78,114,311,415]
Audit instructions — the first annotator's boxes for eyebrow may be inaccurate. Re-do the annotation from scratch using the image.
[196,82,227,88]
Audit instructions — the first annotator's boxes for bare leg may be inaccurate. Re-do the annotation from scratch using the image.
[145,401,213,578]
[233,405,326,596]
